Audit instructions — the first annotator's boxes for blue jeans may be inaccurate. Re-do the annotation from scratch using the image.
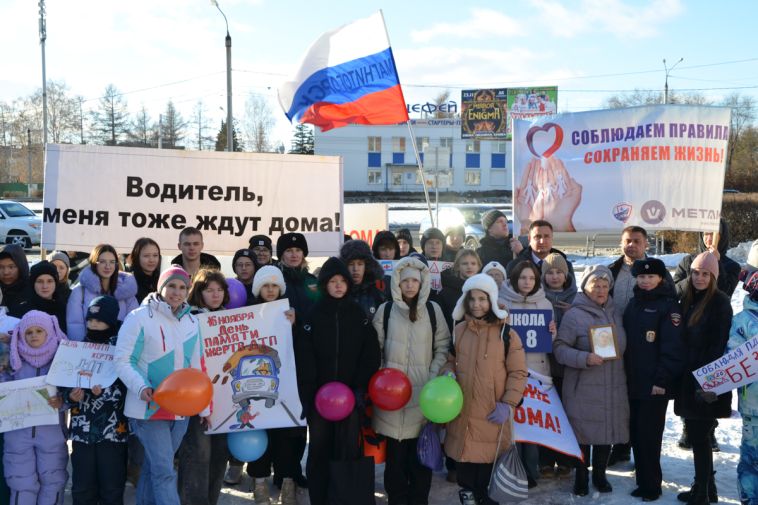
[129,418,189,505]
[739,416,758,505]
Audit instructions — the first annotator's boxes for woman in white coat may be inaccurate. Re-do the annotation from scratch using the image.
[372,255,451,505]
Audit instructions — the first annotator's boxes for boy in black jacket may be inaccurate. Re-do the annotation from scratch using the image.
[296,257,381,505]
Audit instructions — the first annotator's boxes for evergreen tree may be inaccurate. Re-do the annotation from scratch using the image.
[129,106,153,147]
[90,84,130,146]
[161,100,187,149]
[289,123,314,154]
[214,119,242,151]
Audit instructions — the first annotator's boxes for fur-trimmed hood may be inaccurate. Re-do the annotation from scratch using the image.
[340,239,383,284]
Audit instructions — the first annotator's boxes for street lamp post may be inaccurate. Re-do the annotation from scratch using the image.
[211,1,233,152]
[663,57,683,104]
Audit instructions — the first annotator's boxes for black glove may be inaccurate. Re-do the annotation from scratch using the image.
[696,389,718,404]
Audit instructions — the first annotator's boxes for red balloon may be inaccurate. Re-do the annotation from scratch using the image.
[154,368,213,416]
[368,368,412,411]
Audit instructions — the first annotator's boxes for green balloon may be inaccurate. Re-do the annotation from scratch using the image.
[419,376,463,423]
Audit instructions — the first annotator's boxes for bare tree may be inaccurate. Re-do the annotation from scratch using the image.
[605,89,712,108]
[191,101,214,151]
[432,89,456,118]
[243,94,275,152]
[129,106,153,147]
[722,92,757,170]
[30,80,80,144]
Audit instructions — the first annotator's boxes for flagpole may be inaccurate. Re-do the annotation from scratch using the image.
[407,122,435,227]
[377,9,435,228]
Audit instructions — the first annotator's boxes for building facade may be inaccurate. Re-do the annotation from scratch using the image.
[314,118,513,193]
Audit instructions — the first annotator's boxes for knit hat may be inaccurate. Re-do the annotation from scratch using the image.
[249,234,273,252]
[396,228,414,247]
[541,253,568,277]
[277,233,308,260]
[317,257,352,292]
[86,295,120,328]
[631,258,667,278]
[9,310,67,371]
[252,265,286,298]
[49,251,70,269]
[30,260,59,284]
[452,273,508,321]
[399,266,422,283]
[232,249,255,268]
[691,251,719,280]
[580,264,615,291]
[481,209,507,233]
[158,265,191,292]
[483,261,506,278]
[420,227,445,252]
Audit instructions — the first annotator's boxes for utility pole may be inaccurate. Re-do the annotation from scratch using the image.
[211,1,233,152]
[663,57,683,104]
[39,0,48,149]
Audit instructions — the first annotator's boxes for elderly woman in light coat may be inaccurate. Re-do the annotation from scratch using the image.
[553,265,628,497]
[372,256,450,505]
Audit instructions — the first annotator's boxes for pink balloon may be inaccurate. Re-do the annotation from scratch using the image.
[315,381,355,421]
[226,278,248,309]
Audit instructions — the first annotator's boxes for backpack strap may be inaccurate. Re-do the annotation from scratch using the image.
[425,301,437,337]
[382,300,393,341]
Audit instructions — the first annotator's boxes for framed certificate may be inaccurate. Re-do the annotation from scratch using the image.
[589,324,619,361]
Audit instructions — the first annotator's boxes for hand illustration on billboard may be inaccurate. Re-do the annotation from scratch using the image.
[515,156,582,234]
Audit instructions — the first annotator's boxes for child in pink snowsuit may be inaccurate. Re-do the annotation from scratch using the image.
[3,310,68,505]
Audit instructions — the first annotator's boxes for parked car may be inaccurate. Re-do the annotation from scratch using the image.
[418,204,512,250]
[0,200,41,248]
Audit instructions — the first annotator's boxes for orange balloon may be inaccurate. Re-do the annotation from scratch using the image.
[153,368,213,416]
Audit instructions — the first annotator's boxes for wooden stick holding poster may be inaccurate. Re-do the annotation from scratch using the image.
[197,300,304,434]
[0,376,59,433]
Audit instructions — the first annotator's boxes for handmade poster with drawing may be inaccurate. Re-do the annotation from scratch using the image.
[0,376,59,433]
[589,324,619,360]
[46,340,118,389]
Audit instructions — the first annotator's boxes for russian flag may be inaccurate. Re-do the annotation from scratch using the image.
[278,11,409,132]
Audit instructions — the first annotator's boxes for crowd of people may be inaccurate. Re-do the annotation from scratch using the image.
[0,212,755,505]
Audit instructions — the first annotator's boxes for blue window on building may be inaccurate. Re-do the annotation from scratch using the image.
[465,153,480,168]
[419,152,424,164]
[368,152,381,167]
[491,153,506,168]
[393,152,405,164]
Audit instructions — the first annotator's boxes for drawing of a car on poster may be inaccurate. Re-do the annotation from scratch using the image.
[230,351,281,409]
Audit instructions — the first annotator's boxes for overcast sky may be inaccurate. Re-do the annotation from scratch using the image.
[1,0,756,146]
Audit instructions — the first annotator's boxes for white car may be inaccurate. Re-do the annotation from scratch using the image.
[0,200,42,249]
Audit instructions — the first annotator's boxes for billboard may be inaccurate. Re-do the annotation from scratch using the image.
[507,87,558,138]
[461,89,508,139]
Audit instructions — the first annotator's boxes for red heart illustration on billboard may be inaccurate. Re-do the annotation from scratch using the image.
[526,123,563,158]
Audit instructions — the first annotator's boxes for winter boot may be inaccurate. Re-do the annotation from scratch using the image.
[253,478,271,505]
[458,489,476,505]
[685,481,710,505]
[573,445,590,496]
[678,424,692,449]
[279,478,296,505]
[677,473,717,503]
[591,445,613,493]
[224,464,243,486]
[607,443,631,467]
